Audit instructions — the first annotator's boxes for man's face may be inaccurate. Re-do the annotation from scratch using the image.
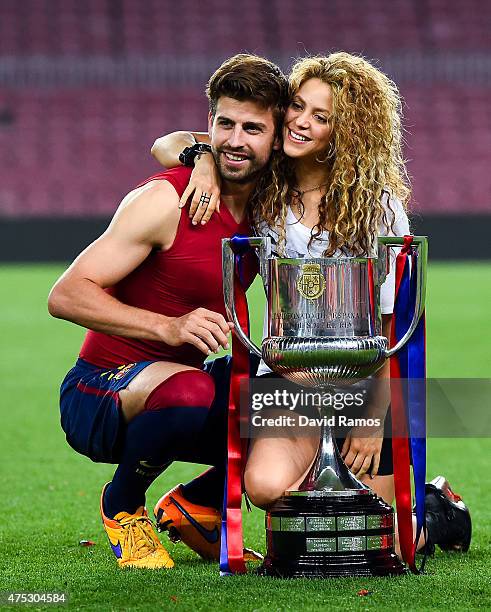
[208,97,280,184]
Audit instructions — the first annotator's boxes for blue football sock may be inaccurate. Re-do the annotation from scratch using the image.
[181,466,225,509]
[104,406,210,518]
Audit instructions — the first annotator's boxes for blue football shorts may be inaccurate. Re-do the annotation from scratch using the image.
[59,356,236,465]
[59,358,155,463]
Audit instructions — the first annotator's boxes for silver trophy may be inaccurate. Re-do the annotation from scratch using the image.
[222,235,427,577]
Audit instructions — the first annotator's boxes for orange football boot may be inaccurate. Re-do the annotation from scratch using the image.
[100,484,174,569]
[154,484,262,562]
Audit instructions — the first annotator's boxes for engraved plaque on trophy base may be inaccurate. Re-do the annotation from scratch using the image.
[260,490,406,578]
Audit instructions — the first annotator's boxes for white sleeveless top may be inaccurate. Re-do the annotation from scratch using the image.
[256,195,410,376]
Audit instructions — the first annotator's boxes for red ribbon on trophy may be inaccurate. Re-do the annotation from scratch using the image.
[220,237,252,575]
[390,235,427,574]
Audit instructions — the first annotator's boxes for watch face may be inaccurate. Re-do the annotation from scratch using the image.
[180,144,211,166]
[179,147,193,166]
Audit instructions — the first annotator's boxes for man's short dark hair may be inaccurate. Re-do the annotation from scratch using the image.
[206,54,288,134]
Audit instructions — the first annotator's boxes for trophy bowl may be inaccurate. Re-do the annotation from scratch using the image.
[262,336,388,387]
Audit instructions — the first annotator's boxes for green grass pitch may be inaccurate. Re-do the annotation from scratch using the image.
[0,262,490,611]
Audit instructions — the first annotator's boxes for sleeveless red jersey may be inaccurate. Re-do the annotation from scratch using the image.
[79,166,254,369]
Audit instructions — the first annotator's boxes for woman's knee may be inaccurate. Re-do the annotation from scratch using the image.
[360,473,394,505]
[244,467,288,509]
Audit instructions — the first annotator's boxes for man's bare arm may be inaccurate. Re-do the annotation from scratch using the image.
[150,131,210,168]
[48,181,231,354]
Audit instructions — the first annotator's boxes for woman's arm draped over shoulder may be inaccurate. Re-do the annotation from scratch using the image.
[151,131,210,168]
[151,131,221,225]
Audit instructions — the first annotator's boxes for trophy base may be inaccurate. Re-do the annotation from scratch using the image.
[260,489,406,578]
[259,551,405,578]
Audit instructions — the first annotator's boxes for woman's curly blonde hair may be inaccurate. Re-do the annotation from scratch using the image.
[250,52,411,256]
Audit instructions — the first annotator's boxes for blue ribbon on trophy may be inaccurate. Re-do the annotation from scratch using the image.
[220,234,255,575]
[391,238,427,572]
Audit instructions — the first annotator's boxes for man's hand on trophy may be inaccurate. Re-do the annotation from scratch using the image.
[160,308,233,355]
[341,427,384,478]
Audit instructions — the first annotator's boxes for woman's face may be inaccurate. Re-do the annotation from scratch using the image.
[283,78,334,162]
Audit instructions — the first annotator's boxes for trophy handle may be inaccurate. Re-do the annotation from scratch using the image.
[222,237,271,358]
[377,236,428,358]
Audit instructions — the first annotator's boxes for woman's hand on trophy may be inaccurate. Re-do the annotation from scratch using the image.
[341,426,384,478]
[179,154,222,225]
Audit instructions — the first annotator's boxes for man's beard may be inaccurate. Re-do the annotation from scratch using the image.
[213,148,266,185]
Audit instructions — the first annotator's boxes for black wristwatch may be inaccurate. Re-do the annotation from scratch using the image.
[179,143,212,167]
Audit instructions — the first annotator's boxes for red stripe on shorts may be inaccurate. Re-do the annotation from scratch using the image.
[76,382,120,403]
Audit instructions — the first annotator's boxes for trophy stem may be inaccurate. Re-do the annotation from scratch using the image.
[297,407,367,493]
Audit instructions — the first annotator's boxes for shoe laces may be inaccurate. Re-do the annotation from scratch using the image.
[447,487,462,502]
[120,515,161,560]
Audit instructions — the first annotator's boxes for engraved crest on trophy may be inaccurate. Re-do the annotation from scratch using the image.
[296,263,326,300]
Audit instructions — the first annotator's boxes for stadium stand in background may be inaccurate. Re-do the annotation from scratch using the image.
[0,0,490,219]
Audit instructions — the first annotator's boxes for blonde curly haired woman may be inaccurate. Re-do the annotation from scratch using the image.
[152,53,470,557]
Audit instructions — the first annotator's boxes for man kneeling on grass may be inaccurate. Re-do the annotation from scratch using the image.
[48,54,287,569]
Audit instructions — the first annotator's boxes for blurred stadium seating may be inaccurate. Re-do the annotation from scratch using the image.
[1,0,490,56]
[0,0,490,218]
